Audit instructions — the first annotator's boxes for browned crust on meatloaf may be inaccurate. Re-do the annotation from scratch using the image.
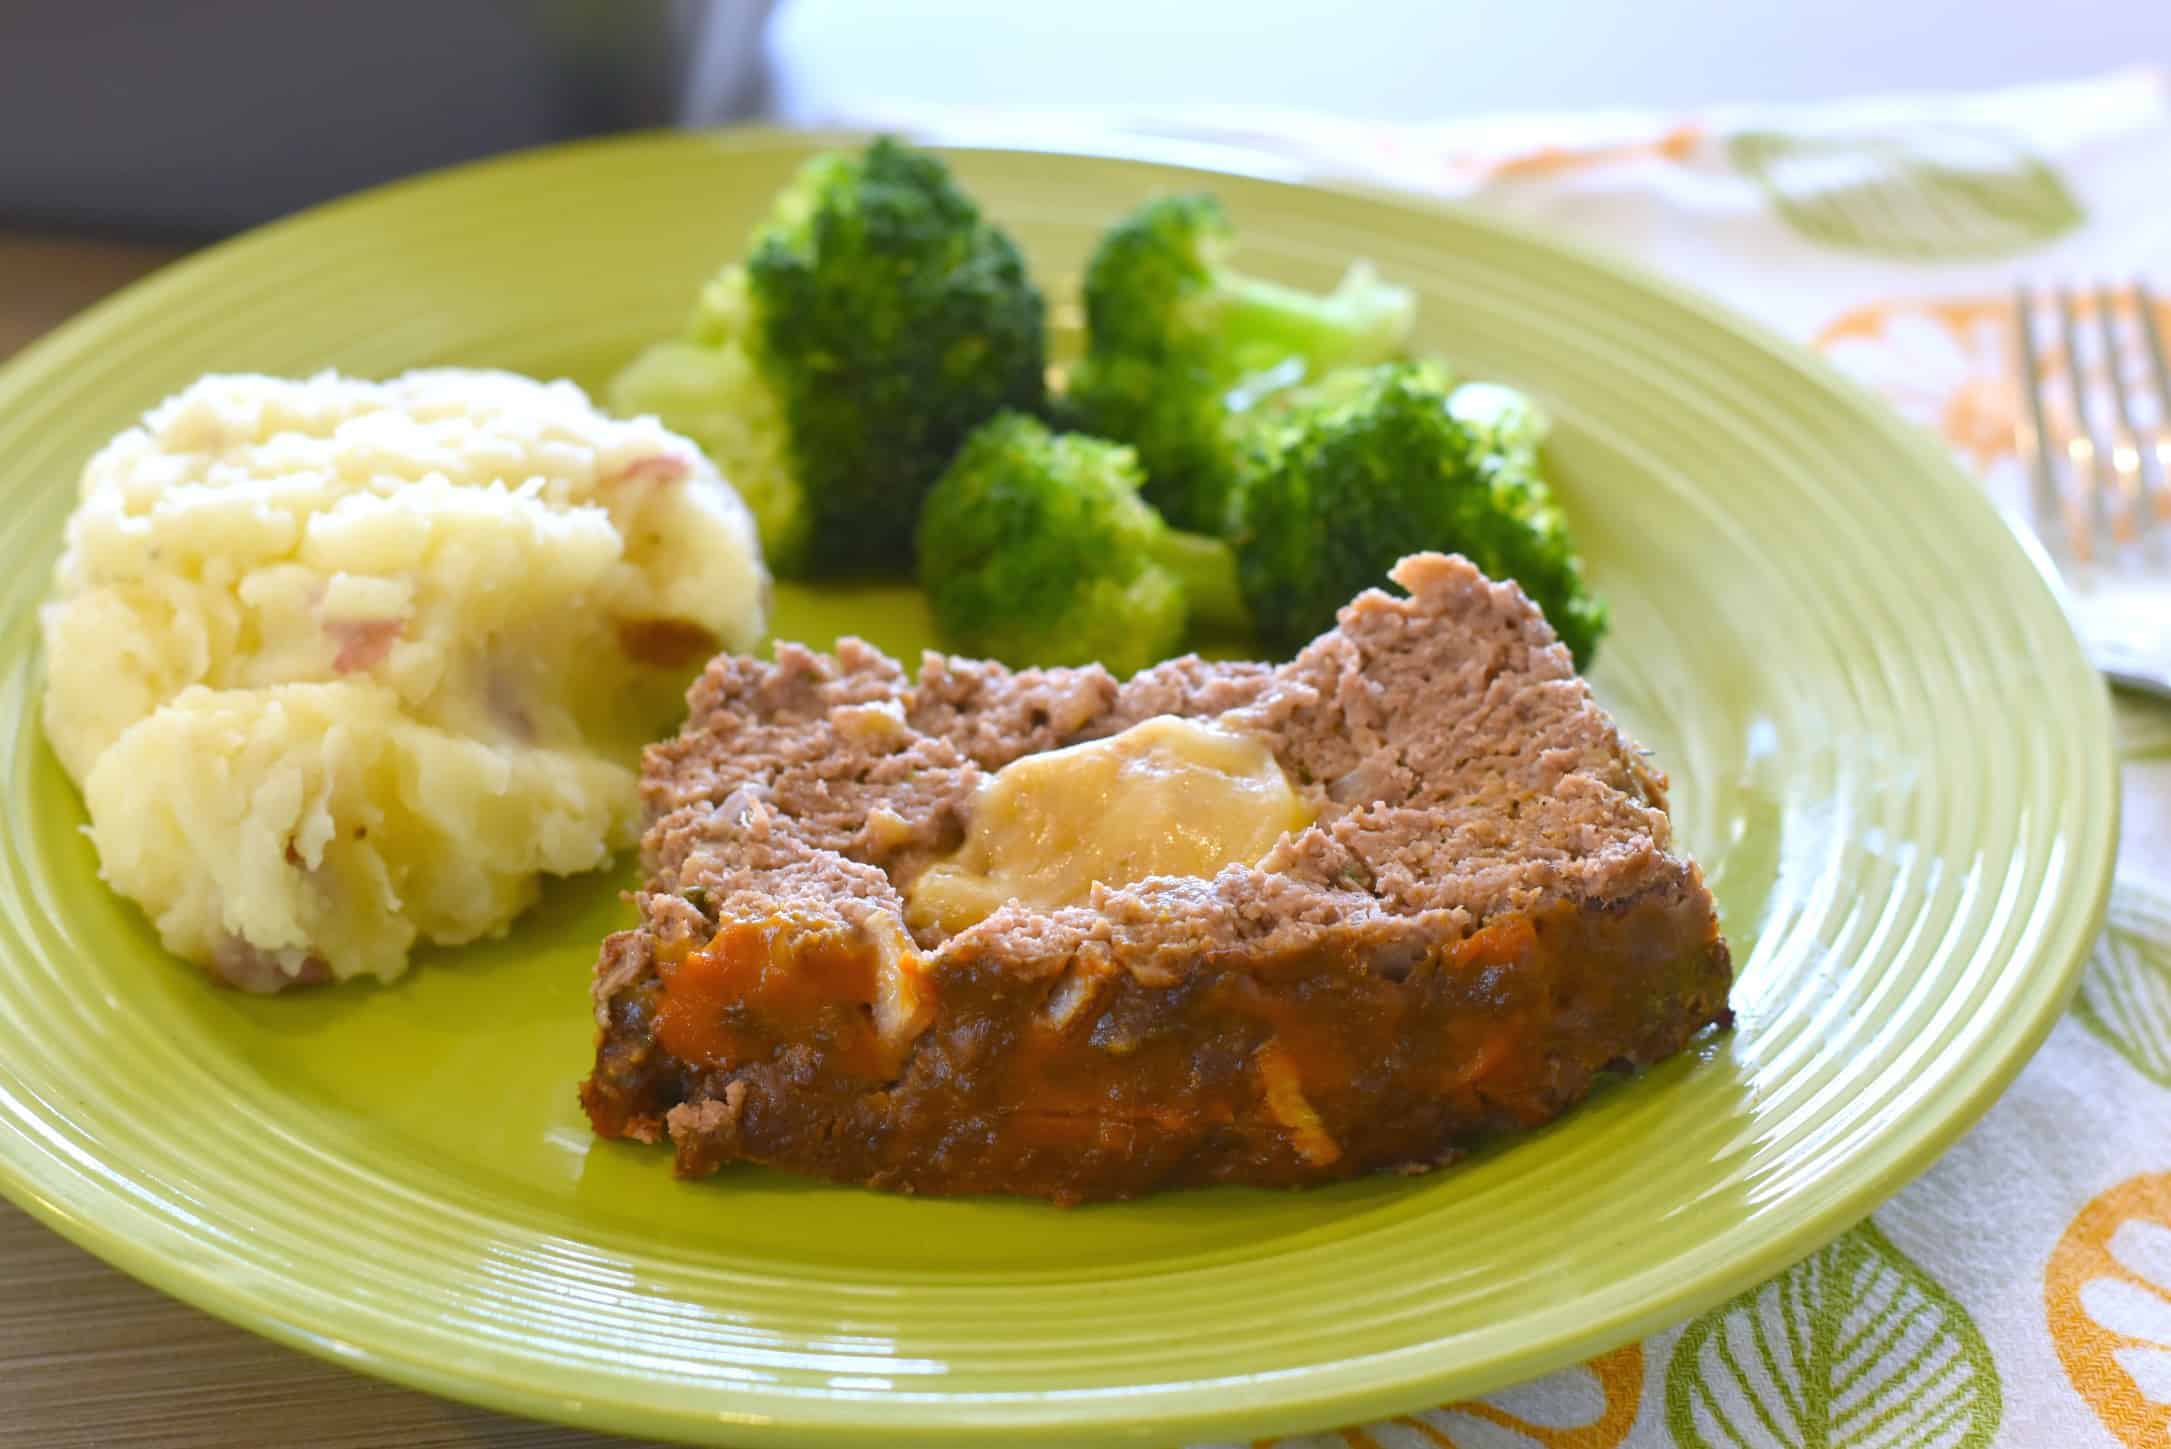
[580,553,1733,1202]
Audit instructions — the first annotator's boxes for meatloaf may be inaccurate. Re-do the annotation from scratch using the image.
[580,553,1733,1203]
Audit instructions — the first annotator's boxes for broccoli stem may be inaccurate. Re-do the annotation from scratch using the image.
[1216,263,1414,378]
[1149,529,1249,638]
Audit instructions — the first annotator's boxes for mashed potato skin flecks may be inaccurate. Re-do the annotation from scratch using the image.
[42,369,767,989]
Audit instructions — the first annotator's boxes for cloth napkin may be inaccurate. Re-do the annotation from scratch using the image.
[837,69,2171,1448]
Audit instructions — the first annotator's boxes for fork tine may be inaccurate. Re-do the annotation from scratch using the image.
[2135,279,2171,520]
[2092,283,2148,541]
[2054,285,2111,558]
[2013,284,2069,557]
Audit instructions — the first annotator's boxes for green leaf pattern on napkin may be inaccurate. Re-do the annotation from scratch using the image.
[2119,697,2171,761]
[1664,1221,2000,1447]
[1728,128,2083,259]
[2074,880,2171,1088]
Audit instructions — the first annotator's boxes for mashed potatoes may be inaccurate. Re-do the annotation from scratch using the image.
[42,369,766,989]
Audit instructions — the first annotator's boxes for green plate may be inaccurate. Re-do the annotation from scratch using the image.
[0,132,2117,1446]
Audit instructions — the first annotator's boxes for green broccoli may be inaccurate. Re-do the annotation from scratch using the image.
[1230,363,1607,663]
[1447,379,1551,465]
[1066,193,1415,535]
[610,137,1046,577]
[915,412,1247,677]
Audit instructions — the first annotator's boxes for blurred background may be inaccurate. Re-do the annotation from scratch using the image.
[3,0,2168,236]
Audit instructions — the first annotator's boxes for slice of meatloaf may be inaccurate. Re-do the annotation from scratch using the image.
[580,553,1732,1203]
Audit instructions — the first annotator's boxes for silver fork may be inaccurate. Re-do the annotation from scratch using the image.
[2013,280,2171,698]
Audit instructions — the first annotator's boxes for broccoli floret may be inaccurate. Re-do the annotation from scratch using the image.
[1448,379,1550,465]
[611,137,1046,577]
[1067,193,1415,534]
[609,273,806,566]
[1231,364,1607,663]
[916,412,1246,677]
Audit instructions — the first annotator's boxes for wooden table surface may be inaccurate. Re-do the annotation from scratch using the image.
[0,229,651,1449]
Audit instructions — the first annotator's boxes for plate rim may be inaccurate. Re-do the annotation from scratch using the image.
[0,124,2120,1446]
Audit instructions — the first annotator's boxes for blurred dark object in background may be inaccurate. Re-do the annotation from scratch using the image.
[0,0,777,237]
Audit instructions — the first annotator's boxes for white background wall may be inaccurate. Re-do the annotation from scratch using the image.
[767,0,2171,121]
